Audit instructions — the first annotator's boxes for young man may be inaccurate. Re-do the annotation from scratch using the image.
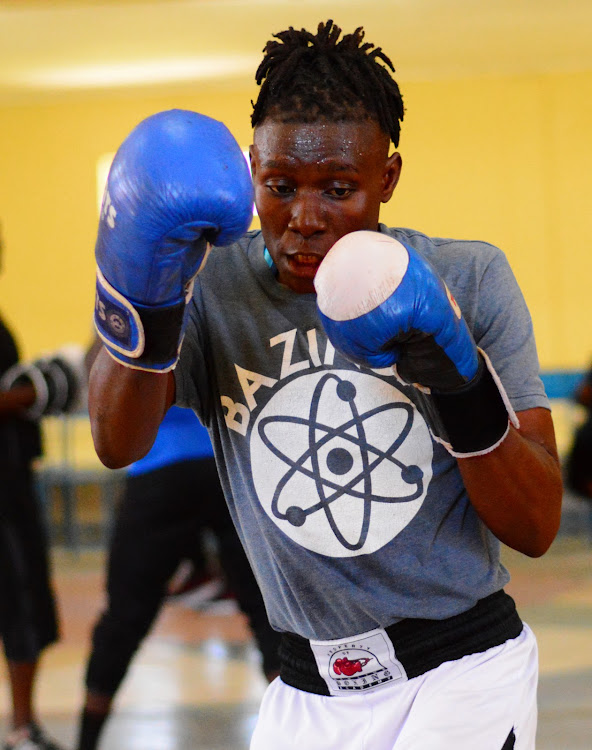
[88,20,563,750]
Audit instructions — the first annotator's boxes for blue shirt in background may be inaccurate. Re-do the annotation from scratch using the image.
[127,406,212,476]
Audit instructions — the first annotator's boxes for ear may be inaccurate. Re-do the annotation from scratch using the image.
[248,144,257,179]
[381,152,402,203]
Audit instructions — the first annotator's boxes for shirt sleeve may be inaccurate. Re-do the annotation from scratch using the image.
[472,250,549,413]
[173,281,214,425]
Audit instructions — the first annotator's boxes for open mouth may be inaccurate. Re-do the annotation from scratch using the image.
[288,253,323,274]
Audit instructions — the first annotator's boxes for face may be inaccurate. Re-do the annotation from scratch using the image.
[250,118,402,293]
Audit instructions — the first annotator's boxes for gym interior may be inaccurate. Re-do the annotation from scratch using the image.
[0,2,591,748]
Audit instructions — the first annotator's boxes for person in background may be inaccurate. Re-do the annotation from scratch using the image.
[0,226,65,750]
[77,340,280,750]
[565,363,592,499]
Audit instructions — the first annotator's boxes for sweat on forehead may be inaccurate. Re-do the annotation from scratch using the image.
[252,118,391,163]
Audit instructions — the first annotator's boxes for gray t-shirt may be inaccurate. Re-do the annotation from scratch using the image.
[175,225,548,640]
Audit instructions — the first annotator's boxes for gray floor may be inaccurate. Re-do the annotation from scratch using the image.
[40,661,592,750]
[3,496,592,750]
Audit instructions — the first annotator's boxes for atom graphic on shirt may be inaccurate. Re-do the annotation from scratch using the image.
[250,369,433,557]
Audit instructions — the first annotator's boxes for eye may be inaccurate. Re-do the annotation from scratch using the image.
[266,183,294,196]
[326,185,354,198]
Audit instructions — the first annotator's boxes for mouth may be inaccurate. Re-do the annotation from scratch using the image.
[286,252,324,276]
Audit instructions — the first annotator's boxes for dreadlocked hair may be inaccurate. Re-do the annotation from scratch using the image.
[251,19,404,146]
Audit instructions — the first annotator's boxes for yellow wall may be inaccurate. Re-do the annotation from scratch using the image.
[0,71,590,369]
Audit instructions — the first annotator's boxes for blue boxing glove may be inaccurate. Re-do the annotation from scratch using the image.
[94,109,254,371]
[315,231,518,456]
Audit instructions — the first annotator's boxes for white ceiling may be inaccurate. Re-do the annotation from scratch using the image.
[1,0,592,106]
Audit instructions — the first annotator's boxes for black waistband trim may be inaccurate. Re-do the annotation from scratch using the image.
[279,590,523,696]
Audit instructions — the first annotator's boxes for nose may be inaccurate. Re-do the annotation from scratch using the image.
[288,191,326,238]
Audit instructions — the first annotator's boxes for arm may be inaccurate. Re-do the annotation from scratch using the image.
[577,385,592,409]
[0,383,36,417]
[574,369,592,409]
[315,231,563,558]
[85,332,171,468]
[1,346,86,419]
[457,406,562,558]
[89,110,253,467]
[88,347,175,468]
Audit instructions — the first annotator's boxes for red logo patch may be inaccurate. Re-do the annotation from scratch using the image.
[333,657,371,676]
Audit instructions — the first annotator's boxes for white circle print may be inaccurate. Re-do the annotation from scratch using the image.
[250,369,433,557]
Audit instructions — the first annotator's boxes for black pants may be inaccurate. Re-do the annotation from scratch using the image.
[0,464,59,661]
[85,458,280,694]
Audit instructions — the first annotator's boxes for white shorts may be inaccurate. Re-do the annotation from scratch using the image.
[250,624,538,750]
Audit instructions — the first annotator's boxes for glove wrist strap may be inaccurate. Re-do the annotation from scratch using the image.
[422,349,520,457]
[94,268,191,372]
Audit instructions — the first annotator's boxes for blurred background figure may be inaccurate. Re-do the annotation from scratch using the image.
[76,340,280,750]
[0,227,66,750]
[565,364,592,501]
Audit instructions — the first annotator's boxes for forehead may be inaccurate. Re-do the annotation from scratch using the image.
[252,119,388,170]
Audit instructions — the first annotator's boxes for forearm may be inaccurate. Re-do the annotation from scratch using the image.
[458,409,563,557]
[89,347,173,468]
[0,384,36,417]
[576,382,592,409]
[314,233,563,557]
